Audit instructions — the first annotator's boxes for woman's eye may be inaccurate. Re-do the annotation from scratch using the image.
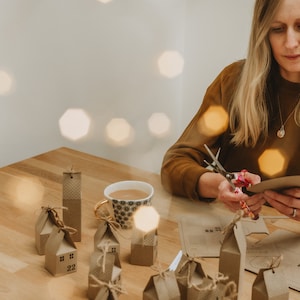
[270,26,284,33]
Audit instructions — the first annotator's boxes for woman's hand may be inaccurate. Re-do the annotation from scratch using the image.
[217,171,265,217]
[264,188,300,221]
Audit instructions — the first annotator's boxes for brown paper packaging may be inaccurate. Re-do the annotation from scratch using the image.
[63,171,81,242]
[45,227,77,276]
[35,207,58,255]
[174,254,206,300]
[88,253,122,300]
[143,270,180,300]
[130,229,158,266]
[218,219,246,300]
[95,286,119,300]
[94,221,120,254]
[252,267,289,300]
[88,274,121,300]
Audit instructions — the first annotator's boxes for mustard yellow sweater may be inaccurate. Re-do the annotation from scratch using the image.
[161,60,300,200]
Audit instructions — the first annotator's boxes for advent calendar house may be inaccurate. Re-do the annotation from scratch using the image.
[45,227,77,276]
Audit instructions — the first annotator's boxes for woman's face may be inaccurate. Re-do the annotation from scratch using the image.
[269,0,300,82]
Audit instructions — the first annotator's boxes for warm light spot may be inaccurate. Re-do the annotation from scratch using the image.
[3,177,45,208]
[158,51,184,78]
[258,149,287,177]
[59,108,90,141]
[105,118,135,146]
[97,0,112,3]
[147,112,171,137]
[197,106,229,136]
[0,70,13,95]
[133,206,160,233]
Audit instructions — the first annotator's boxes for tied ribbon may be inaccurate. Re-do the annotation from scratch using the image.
[100,215,131,240]
[222,211,243,236]
[176,256,202,288]
[151,263,170,278]
[223,281,238,300]
[41,206,68,228]
[41,206,77,235]
[96,241,111,274]
[89,274,127,296]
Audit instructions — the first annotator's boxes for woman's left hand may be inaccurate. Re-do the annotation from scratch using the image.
[264,188,300,221]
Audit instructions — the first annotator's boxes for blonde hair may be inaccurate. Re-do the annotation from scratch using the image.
[229,0,298,146]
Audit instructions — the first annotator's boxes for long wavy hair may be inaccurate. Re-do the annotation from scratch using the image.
[230,0,300,147]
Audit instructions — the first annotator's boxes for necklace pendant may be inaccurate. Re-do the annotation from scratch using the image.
[277,125,285,138]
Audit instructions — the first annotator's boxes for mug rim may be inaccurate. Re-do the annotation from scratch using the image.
[104,180,154,202]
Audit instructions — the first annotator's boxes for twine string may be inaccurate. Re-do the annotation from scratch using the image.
[89,274,127,295]
[96,241,111,274]
[222,211,243,235]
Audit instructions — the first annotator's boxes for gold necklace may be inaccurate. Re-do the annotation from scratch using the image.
[277,94,299,138]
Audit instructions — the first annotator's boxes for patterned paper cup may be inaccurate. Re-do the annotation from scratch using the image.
[102,180,154,229]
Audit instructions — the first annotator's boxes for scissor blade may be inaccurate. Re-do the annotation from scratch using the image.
[204,144,226,172]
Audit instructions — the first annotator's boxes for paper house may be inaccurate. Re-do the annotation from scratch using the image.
[88,251,122,299]
[35,206,58,255]
[94,222,120,254]
[130,229,158,266]
[45,227,77,276]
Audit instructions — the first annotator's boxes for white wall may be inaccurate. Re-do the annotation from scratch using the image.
[0,0,254,173]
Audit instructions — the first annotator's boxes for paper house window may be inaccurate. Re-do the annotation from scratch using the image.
[60,256,64,262]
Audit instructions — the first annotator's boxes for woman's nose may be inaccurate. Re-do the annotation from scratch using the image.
[285,28,299,49]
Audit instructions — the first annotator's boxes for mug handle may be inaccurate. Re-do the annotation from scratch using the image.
[94,199,111,219]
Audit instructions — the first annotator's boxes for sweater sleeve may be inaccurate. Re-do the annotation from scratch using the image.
[160,61,243,200]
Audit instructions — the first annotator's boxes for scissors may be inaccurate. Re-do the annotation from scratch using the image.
[203,144,258,220]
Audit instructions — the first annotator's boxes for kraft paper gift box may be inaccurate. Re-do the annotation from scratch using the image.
[218,214,246,300]
[252,265,289,300]
[94,220,120,255]
[88,274,122,300]
[35,206,59,255]
[63,171,81,242]
[130,229,158,266]
[88,253,122,299]
[174,253,206,300]
[45,226,77,276]
[143,270,181,300]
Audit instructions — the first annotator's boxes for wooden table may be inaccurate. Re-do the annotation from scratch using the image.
[0,147,299,299]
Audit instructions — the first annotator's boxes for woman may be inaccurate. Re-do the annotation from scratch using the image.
[161,0,300,220]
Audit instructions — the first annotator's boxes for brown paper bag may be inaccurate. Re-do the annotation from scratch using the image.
[252,261,289,300]
[35,206,59,255]
[88,255,122,300]
[143,270,180,300]
[88,274,123,300]
[63,171,81,242]
[94,220,120,254]
[44,226,77,276]
[174,254,206,300]
[131,229,158,266]
[219,213,246,300]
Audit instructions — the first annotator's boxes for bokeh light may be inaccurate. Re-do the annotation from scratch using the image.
[158,51,184,78]
[258,148,287,177]
[133,206,160,233]
[59,108,91,141]
[97,0,113,3]
[147,112,171,138]
[105,118,135,146]
[0,70,13,95]
[3,176,45,208]
[197,105,229,136]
